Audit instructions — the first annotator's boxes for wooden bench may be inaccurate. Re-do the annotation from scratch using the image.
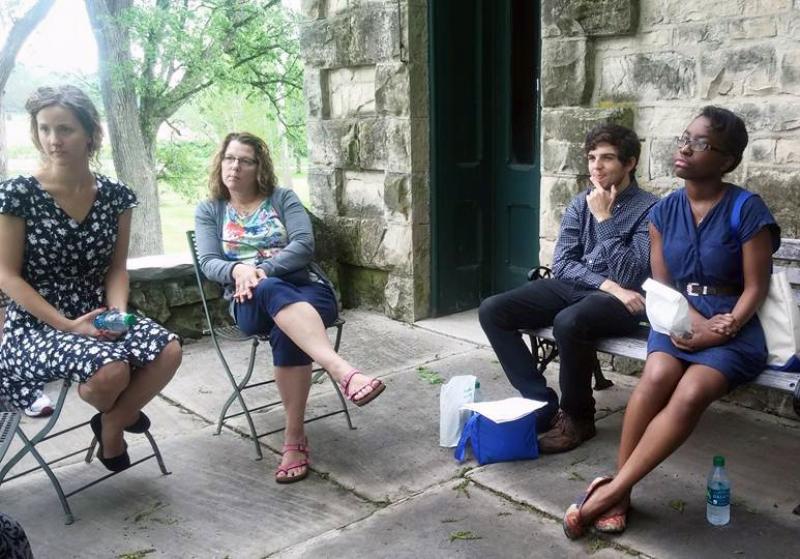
[522,238,800,418]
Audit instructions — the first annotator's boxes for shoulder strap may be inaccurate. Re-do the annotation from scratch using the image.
[730,190,755,244]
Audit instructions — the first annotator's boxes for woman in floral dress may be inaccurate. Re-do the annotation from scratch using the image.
[0,85,182,472]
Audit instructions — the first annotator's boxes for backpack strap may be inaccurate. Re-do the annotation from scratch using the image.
[729,189,755,244]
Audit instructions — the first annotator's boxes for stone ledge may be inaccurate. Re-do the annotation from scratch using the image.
[128,254,195,282]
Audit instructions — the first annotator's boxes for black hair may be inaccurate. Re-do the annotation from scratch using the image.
[584,123,641,180]
[696,106,748,174]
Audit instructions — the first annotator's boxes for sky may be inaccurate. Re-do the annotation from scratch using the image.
[9,0,301,75]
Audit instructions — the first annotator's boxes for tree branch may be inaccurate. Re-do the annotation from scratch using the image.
[0,0,56,88]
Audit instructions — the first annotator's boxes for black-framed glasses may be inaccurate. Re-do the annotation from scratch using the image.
[674,136,723,153]
[222,155,257,167]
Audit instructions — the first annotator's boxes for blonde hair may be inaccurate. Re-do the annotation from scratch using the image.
[208,132,278,200]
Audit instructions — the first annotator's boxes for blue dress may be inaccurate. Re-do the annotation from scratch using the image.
[647,184,780,388]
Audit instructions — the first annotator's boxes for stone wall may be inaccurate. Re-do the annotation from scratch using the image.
[300,0,430,321]
[540,0,800,263]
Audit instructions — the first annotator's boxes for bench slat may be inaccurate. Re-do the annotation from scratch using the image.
[525,327,800,393]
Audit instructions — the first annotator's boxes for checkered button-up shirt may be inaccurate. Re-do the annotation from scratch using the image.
[552,180,659,291]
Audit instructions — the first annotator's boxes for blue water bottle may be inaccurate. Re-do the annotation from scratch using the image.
[706,455,731,526]
[94,310,137,333]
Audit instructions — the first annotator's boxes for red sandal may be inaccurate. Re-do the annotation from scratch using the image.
[275,438,310,484]
[563,476,613,539]
[339,370,385,407]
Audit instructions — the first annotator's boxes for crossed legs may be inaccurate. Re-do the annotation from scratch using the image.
[574,352,729,526]
[78,340,182,458]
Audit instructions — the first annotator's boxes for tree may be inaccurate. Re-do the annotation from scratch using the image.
[0,0,56,179]
[85,0,303,256]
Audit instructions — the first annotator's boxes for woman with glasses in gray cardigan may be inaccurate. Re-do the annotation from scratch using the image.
[194,132,385,484]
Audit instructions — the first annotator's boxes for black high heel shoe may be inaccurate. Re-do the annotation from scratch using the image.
[90,413,131,472]
[124,411,151,434]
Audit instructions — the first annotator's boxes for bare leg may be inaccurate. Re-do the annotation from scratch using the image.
[273,302,378,396]
[274,364,313,481]
[79,341,182,458]
[601,353,686,517]
[579,364,729,523]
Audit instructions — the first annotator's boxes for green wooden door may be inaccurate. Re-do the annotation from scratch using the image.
[430,0,540,315]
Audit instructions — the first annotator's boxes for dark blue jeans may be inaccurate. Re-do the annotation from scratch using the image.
[479,278,641,426]
[234,277,337,367]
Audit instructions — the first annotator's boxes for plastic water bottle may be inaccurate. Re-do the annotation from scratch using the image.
[474,379,482,403]
[94,310,137,333]
[706,455,731,526]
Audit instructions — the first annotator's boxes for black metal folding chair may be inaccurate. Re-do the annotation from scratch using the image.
[0,380,170,524]
[186,231,354,460]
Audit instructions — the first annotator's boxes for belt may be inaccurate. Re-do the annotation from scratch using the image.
[678,282,742,297]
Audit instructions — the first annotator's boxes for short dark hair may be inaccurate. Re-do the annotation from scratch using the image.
[696,106,748,174]
[584,123,641,180]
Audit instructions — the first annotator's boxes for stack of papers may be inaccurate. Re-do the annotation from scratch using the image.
[461,397,548,423]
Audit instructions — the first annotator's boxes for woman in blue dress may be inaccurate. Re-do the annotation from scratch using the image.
[563,106,780,538]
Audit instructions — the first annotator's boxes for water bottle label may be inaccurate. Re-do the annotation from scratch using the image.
[706,487,730,507]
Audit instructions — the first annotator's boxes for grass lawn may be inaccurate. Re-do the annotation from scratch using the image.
[159,188,197,255]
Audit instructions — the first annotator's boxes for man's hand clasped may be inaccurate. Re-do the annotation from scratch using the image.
[232,263,267,303]
[586,178,618,223]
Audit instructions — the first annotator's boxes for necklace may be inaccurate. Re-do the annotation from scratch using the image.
[230,197,264,217]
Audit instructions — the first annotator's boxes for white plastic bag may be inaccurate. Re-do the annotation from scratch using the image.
[757,271,800,367]
[439,375,478,448]
[642,278,692,338]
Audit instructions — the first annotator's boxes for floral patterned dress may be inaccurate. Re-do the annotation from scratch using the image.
[0,175,178,409]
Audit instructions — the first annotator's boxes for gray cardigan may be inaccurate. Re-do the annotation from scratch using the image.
[194,187,329,304]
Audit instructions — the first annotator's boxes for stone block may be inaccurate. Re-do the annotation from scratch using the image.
[357,118,389,170]
[743,0,793,15]
[775,139,800,164]
[641,1,744,27]
[407,61,429,118]
[327,0,348,16]
[542,140,587,175]
[162,280,203,307]
[328,65,376,118]
[375,62,410,117]
[307,119,357,168]
[598,51,696,101]
[409,116,430,172]
[745,167,800,237]
[780,49,800,94]
[349,3,402,64]
[635,106,700,137]
[307,166,340,215]
[384,273,415,321]
[386,118,413,173]
[409,172,430,225]
[672,21,729,49]
[341,170,385,217]
[300,0,324,19]
[339,264,388,311]
[732,100,800,133]
[541,38,591,107]
[299,17,350,68]
[335,216,387,267]
[701,45,779,98]
[541,107,634,143]
[647,137,677,180]
[384,172,412,221]
[379,221,413,270]
[749,139,777,164]
[402,1,428,65]
[304,68,327,118]
[542,0,637,38]
[729,17,778,39]
[539,175,584,243]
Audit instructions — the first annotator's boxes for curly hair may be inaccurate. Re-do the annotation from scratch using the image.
[207,132,278,200]
[584,123,641,180]
[25,85,103,166]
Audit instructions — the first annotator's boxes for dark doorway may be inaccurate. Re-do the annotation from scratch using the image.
[429,0,541,316]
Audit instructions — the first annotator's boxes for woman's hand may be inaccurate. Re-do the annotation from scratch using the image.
[707,313,739,337]
[232,264,266,303]
[65,308,108,339]
[670,318,728,352]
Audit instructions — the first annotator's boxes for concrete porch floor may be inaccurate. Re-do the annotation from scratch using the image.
[1,309,798,558]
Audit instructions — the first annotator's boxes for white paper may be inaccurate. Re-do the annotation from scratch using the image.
[460,397,548,424]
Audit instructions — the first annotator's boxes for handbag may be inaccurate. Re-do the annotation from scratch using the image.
[731,190,800,371]
[454,410,539,465]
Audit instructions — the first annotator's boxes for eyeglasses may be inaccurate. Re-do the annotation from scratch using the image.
[222,155,257,167]
[674,136,723,153]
